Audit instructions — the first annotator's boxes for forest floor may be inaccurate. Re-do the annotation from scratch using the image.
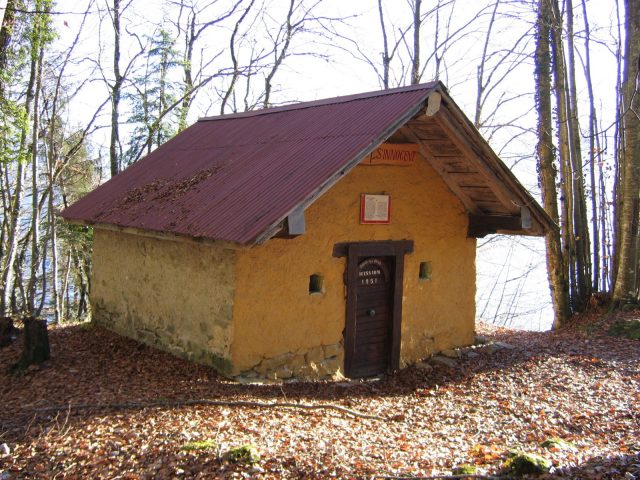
[1,309,639,479]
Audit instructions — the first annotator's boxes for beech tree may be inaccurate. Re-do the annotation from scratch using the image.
[612,0,640,306]
[529,0,640,324]
[534,0,570,328]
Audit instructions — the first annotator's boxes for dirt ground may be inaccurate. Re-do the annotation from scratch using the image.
[1,311,639,479]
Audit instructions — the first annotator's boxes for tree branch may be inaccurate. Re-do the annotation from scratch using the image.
[33,398,386,421]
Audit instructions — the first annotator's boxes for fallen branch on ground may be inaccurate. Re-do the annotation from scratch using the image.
[34,399,385,421]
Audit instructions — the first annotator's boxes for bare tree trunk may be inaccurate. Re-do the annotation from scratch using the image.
[263,0,294,108]
[177,11,195,132]
[535,0,570,328]
[109,0,122,177]
[474,0,500,128]
[75,247,91,318]
[597,126,610,290]
[0,0,19,316]
[59,251,71,321]
[27,45,45,314]
[0,166,9,258]
[410,0,421,85]
[220,0,256,113]
[549,0,590,312]
[549,0,576,311]
[612,0,640,305]
[1,163,24,315]
[378,0,391,89]
[174,0,243,123]
[1,18,40,314]
[565,0,591,305]
[0,0,16,77]
[581,0,599,292]
[433,0,442,79]
[50,218,60,322]
[37,232,47,315]
[612,0,624,290]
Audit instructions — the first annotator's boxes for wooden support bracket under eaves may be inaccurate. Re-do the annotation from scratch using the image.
[272,206,306,239]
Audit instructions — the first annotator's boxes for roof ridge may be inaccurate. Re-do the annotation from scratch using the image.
[198,81,441,123]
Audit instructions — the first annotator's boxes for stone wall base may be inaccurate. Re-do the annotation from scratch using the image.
[236,342,345,381]
[93,302,233,375]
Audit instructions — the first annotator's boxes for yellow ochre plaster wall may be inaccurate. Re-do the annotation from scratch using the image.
[91,229,236,373]
[232,155,476,376]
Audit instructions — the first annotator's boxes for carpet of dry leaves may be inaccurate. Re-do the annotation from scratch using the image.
[1,311,639,479]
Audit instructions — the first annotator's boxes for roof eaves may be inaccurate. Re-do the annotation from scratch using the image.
[438,90,556,236]
[70,218,250,251]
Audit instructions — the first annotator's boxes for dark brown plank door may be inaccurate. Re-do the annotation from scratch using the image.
[350,257,394,377]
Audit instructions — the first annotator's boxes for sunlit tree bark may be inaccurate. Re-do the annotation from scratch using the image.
[580,0,600,291]
[109,0,122,177]
[612,0,640,305]
[535,0,570,327]
[564,0,591,307]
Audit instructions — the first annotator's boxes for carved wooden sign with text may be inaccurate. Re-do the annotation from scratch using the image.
[362,143,419,166]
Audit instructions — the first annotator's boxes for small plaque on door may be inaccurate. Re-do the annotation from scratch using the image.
[360,194,390,224]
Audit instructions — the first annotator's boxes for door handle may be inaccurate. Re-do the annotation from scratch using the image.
[368,309,376,317]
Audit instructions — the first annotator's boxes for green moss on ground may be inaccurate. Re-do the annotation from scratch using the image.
[224,444,260,465]
[540,437,576,450]
[503,451,551,476]
[181,440,217,451]
[608,319,640,340]
[452,464,478,474]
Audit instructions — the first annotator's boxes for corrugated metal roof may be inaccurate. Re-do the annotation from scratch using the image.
[61,82,440,245]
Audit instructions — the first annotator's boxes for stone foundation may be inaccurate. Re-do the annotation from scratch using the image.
[93,300,234,374]
[236,341,344,381]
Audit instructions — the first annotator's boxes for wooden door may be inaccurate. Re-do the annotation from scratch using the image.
[337,240,412,379]
[350,256,394,377]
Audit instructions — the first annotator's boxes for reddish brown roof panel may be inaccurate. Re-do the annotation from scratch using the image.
[61,83,439,245]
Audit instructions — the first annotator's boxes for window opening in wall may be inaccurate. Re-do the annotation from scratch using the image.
[419,261,432,281]
[309,274,324,294]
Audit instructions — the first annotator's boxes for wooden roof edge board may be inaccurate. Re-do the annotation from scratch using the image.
[436,90,556,234]
[250,85,439,246]
[400,125,481,215]
[66,218,250,251]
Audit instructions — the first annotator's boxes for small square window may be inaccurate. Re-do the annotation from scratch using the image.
[309,274,324,294]
[419,261,432,281]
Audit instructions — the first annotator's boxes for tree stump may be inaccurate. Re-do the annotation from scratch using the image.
[20,317,50,366]
[0,317,16,348]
